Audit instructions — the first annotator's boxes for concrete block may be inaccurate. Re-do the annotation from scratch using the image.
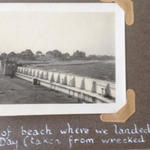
[62,75,67,85]
[36,70,39,78]
[29,69,32,76]
[44,72,48,80]
[70,77,76,87]
[56,74,60,83]
[50,73,55,82]
[80,78,85,90]
[19,68,22,73]
[32,70,36,77]
[91,81,97,93]
[104,83,112,98]
[39,71,44,79]
[33,78,40,85]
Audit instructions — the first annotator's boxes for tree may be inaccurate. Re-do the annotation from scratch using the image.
[46,50,62,58]
[8,52,17,57]
[7,52,17,61]
[72,50,86,60]
[62,53,70,60]
[52,49,62,58]
[36,51,43,56]
[23,49,34,56]
[0,52,7,60]
[46,51,53,58]
[87,55,97,60]
[20,49,35,60]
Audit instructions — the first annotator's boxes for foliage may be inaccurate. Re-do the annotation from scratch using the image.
[0,49,115,62]
[72,50,86,60]
[36,51,43,56]
[0,52,7,60]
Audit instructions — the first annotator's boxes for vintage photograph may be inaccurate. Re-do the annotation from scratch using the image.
[0,3,126,115]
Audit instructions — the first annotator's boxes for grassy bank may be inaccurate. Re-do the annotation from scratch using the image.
[32,60,115,82]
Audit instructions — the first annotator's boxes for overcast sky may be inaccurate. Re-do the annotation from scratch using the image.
[0,12,115,56]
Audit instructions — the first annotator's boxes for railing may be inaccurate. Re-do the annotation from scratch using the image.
[16,67,115,103]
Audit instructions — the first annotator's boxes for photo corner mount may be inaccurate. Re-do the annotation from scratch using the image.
[100,0,135,122]
[100,0,134,25]
[100,89,136,123]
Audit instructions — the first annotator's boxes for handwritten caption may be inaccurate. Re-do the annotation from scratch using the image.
[0,123,149,150]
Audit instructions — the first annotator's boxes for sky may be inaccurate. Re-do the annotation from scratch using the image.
[0,12,115,56]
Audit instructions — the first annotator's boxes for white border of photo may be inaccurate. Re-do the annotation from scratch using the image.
[0,3,126,115]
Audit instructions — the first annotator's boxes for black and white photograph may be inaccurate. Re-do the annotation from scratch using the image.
[0,3,126,115]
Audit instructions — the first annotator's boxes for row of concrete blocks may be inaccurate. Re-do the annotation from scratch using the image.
[17,67,111,96]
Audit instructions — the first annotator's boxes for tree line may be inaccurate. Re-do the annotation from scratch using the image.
[0,49,114,61]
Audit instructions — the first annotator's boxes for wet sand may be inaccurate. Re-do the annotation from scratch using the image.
[0,74,78,104]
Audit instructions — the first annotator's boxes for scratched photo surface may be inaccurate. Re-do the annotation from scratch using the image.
[0,5,115,105]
